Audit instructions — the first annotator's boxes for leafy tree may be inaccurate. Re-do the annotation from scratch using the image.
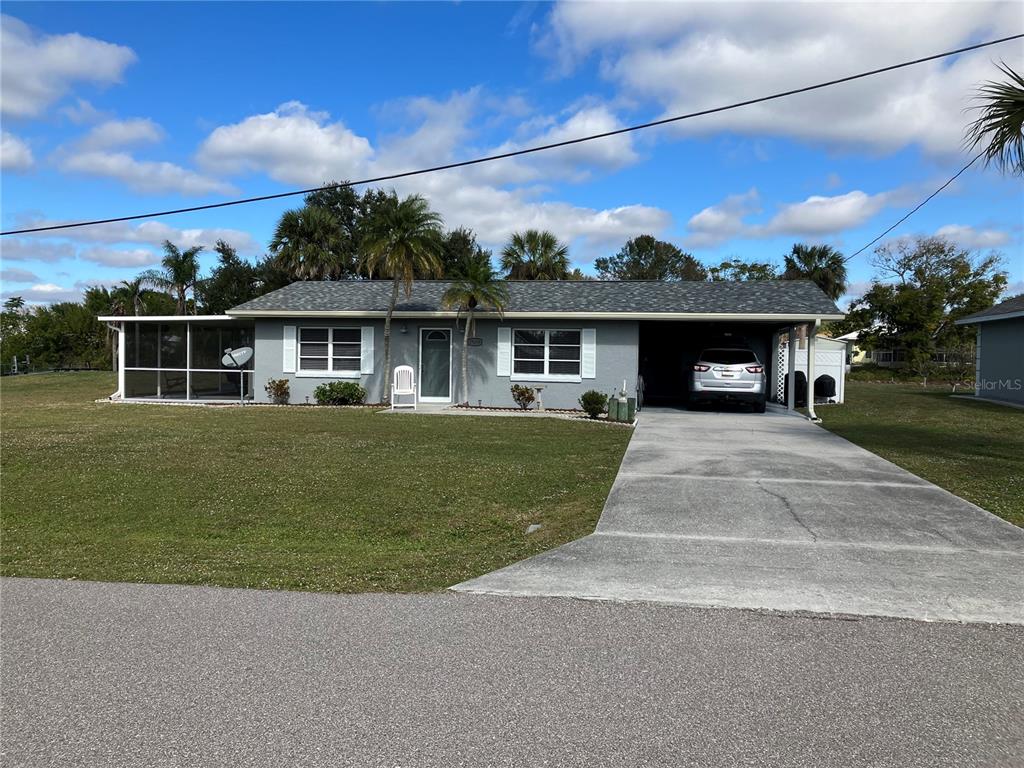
[442,259,509,404]
[966,61,1024,175]
[301,183,394,276]
[196,240,265,314]
[253,253,294,295]
[501,230,571,280]
[594,235,707,281]
[438,227,493,277]
[269,206,346,280]
[781,243,848,301]
[360,193,445,402]
[141,241,203,315]
[707,258,778,282]
[853,236,1006,384]
[4,296,25,312]
[567,268,595,281]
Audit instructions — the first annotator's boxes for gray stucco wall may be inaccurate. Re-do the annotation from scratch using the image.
[977,318,1024,405]
[254,318,639,410]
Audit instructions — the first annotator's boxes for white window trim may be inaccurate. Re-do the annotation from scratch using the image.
[296,326,363,378]
[511,328,583,383]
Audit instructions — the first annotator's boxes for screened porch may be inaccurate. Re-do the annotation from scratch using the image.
[106,316,256,402]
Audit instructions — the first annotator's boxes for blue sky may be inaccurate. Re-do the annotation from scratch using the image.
[1,1,1022,306]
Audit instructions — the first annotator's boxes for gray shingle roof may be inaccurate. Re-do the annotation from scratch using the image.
[228,280,842,316]
[956,294,1024,324]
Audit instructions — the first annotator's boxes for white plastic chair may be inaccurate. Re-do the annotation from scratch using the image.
[391,365,417,410]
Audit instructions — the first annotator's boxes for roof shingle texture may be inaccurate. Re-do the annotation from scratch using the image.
[957,294,1024,323]
[228,280,842,316]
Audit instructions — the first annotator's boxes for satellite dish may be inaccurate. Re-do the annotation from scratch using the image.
[222,346,253,368]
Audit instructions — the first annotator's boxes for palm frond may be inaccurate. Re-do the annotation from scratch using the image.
[965,61,1024,175]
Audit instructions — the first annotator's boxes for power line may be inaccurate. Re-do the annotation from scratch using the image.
[2,33,1021,237]
[844,152,984,262]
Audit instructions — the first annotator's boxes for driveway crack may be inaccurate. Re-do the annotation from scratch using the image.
[757,480,819,541]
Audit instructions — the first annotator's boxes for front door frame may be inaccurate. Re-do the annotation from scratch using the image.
[418,326,453,403]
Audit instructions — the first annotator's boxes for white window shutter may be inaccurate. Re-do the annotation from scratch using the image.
[582,328,597,379]
[360,326,374,374]
[282,325,297,373]
[497,327,511,376]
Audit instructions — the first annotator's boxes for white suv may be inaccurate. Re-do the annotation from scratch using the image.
[689,347,767,413]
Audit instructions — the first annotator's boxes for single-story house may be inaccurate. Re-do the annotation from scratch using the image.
[99,279,844,415]
[955,294,1024,407]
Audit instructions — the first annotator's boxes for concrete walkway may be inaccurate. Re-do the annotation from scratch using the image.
[454,408,1024,624]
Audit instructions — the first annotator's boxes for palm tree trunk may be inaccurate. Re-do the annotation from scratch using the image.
[461,308,473,404]
[382,276,400,404]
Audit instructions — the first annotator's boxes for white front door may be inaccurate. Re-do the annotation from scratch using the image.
[419,328,452,402]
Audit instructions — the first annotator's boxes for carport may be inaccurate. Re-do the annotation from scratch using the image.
[638,316,837,418]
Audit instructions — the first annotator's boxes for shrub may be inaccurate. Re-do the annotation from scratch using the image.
[314,380,367,406]
[264,378,291,405]
[510,384,536,410]
[578,390,608,419]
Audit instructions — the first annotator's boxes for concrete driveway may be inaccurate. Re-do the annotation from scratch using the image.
[454,408,1024,624]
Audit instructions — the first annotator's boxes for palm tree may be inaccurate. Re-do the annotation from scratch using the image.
[442,260,510,404]
[269,205,345,280]
[500,230,571,280]
[782,243,848,301]
[360,193,444,402]
[3,296,25,312]
[141,241,203,315]
[966,61,1024,175]
[118,278,145,316]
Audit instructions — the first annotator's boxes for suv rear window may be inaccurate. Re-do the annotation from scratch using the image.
[699,348,758,365]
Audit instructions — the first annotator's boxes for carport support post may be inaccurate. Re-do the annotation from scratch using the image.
[786,326,797,411]
[807,320,820,422]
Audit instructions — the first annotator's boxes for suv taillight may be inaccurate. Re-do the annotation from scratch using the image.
[745,365,764,374]
[693,364,710,372]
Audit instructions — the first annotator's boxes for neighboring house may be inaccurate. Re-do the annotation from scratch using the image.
[833,329,959,369]
[954,295,1024,407]
[99,280,843,412]
[833,330,868,366]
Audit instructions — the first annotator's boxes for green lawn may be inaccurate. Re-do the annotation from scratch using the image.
[816,382,1024,527]
[0,372,631,592]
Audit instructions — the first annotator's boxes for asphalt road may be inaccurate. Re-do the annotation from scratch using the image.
[3,578,1023,767]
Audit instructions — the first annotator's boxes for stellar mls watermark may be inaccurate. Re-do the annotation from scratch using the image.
[978,378,1023,392]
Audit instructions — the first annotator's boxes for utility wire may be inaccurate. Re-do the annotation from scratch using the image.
[2,33,1021,237]
[844,151,984,261]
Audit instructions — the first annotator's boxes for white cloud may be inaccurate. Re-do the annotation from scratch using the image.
[764,190,890,236]
[196,92,668,256]
[684,188,892,246]
[1,282,80,303]
[540,2,1022,155]
[493,104,641,181]
[13,219,259,254]
[934,224,1011,250]
[197,101,374,185]
[57,150,235,196]
[0,238,76,262]
[0,15,136,118]
[78,246,161,268]
[60,98,106,124]
[0,131,34,171]
[684,188,760,247]
[1,266,41,283]
[77,118,163,150]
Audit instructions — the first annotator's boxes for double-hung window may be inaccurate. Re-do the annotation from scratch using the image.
[298,327,361,374]
[513,329,581,378]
